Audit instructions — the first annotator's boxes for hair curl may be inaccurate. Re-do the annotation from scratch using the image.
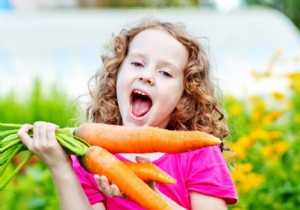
[86,19,230,151]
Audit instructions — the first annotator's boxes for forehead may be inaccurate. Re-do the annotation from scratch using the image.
[130,28,175,46]
[128,28,188,61]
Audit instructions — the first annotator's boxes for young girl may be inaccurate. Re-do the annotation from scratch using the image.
[18,19,238,210]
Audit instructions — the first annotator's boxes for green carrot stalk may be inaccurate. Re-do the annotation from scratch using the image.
[1,133,20,143]
[0,123,22,131]
[0,151,33,190]
[0,129,19,138]
[1,138,21,153]
[56,134,88,156]
[1,145,27,166]
[0,145,24,176]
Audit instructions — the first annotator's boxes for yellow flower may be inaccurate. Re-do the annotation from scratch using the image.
[249,128,268,141]
[271,91,285,101]
[263,141,289,160]
[250,96,267,122]
[231,144,246,160]
[273,141,289,155]
[291,82,300,92]
[287,72,300,80]
[231,136,251,159]
[262,110,283,124]
[232,163,264,193]
[238,163,253,173]
[268,130,281,139]
[229,104,244,116]
[241,173,265,192]
[287,72,300,92]
[263,145,275,159]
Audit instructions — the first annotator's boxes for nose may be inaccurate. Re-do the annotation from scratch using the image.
[139,69,155,85]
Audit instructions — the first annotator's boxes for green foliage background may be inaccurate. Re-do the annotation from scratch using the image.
[0,79,80,210]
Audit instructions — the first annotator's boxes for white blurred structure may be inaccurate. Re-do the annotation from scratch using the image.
[204,0,243,11]
[0,7,300,98]
[10,0,79,10]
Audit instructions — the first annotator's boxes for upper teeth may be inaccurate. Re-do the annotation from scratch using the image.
[134,90,146,95]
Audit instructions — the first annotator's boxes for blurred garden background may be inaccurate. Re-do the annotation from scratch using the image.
[1,0,300,209]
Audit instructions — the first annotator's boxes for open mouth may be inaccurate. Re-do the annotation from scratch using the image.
[131,90,152,118]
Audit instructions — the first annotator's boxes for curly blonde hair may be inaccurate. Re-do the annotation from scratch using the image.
[86,19,229,151]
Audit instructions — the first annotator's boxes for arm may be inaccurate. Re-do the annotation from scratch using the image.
[92,203,106,210]
[18,122,94,210]
[51,161,94,210]
[157,188,227,210]
[190,191,227,210]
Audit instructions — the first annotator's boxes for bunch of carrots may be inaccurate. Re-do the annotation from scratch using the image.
[1,123,221,210]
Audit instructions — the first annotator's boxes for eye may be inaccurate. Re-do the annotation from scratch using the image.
[131,62,144,68]
[159,70,172,78]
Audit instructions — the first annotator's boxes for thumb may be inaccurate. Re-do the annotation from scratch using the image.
[135,156,151,164]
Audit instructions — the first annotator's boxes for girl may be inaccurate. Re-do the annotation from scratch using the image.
[18,19,238,210]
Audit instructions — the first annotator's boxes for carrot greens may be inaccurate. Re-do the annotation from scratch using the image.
[0,123,89,190]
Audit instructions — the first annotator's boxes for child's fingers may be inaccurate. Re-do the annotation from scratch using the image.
[94,175,124,198]
[34,122,48,146]
[31,122,59,146]
[98,175,111,195]
[18,122,60,152]
[45,123,59,145]
[18,124,33,148]
[110,184,125,198]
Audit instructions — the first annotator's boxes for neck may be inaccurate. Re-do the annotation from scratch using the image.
[119,152,164,162]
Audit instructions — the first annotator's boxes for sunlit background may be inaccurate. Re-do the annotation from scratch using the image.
[1,0,300,209]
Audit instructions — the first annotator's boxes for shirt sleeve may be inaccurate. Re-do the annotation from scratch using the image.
[184,146,238,205]
[71,155,104,205]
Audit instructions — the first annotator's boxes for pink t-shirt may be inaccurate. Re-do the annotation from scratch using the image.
[72,145,238,209]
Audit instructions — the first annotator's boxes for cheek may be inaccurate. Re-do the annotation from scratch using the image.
[116,68,128,89]
[160,92,182,112]
[116,75,125,103]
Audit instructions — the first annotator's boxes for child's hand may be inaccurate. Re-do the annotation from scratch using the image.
[18,121,71,171]
[94,155,156,198]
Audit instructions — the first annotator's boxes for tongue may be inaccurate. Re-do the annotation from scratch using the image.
[132,98,152,117]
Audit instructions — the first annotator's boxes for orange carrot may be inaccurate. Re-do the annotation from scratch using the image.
[123,162,176,184]
[81,146,171,210]
[75,123,221,153]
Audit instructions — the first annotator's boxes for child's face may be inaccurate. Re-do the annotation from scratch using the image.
[116,28,188,128]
